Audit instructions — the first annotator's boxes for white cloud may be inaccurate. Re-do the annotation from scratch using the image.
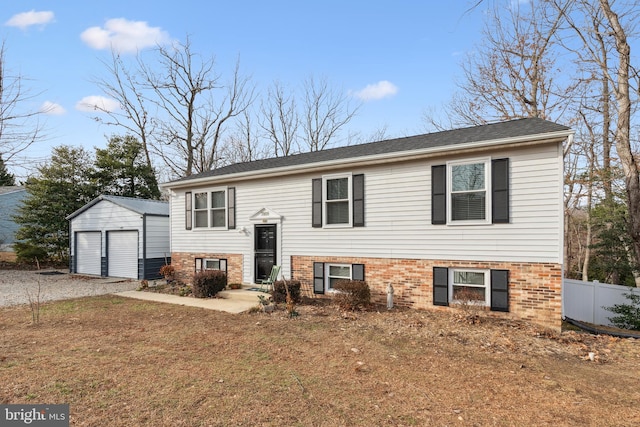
[5,10,54,30]
[40,101,65,115]
[80,18,170,53]
[76,96,120,112]
[352,80,398,101]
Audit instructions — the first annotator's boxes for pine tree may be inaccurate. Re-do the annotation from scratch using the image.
[92,135,161,199]
[14,146,96,262]
[0,154,16,186]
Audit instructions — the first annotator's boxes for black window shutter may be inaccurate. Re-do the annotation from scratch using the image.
[352,264,365,281]
[490,269,509,312]
[353,174,365,227]
[431,165,446,225]
[185,192,192,230]
[313,262,325,294]
[228,187,236,229]
[312,179,322,228]
[433,267,449,306]
[492,158,509,223]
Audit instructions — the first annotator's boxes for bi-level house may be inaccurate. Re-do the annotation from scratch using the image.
[162,118,573,330]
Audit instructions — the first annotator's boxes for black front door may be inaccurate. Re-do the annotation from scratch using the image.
[254,224,276,282]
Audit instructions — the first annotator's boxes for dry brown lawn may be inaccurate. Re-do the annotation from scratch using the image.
[1,295,639,426]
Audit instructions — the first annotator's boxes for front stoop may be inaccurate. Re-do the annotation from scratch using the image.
[217,285,270,302]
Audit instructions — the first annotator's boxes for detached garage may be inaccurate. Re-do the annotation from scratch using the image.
[67,195,170,279]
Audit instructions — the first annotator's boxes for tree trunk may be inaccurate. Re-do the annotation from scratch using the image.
[598,0,640,271]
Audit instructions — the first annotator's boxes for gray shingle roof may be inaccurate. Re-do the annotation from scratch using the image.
[167,117,570,185]
[66,195,168,220]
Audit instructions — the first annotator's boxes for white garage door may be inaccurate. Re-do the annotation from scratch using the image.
[108,231,139,279]
[76,232,101,276]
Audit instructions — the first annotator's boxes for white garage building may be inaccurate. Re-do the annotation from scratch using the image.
[67,195,170,280]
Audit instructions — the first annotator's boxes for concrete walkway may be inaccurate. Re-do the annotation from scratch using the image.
[115,287,269,314]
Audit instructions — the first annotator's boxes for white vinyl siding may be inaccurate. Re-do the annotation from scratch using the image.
[145,216,171,259]
[169,142,563,282]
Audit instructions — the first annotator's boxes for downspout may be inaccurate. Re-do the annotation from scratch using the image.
[561,133,574,321]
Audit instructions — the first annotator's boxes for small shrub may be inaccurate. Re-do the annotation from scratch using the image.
[192,270,227,298]
[228,282,243,289]
[179,285,192,297]
[159,264,175,278]
[271,280,302,304]
[606,289,640,331]
[138,280,149,291]
[333,280,370,311]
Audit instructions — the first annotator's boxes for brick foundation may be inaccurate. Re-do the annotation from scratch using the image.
[292,256,562,331]
[170,252,243,285]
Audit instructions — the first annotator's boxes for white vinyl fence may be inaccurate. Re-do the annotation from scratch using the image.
[563,278,639,326]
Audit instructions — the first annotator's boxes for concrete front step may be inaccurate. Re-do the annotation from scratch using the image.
[217,286,270,302]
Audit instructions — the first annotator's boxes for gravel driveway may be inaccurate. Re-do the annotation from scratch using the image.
[0,269,140,307]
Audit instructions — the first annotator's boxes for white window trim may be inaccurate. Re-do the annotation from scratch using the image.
[449,268,490,307]
[446,157,491,225]
[322,173,352,228]
[325,263,352,292]
[192,187,228,230]
[204,258,222,270]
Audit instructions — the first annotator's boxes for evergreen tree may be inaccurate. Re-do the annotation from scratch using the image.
[14,146,96,262]
[588,198,638,286]
[93,135,161,199]
[0,154,16,186]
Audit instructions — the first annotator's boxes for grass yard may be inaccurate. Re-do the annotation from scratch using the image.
[1,295,639,426]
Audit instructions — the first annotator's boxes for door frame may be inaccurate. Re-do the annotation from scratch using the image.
[248,207,283,283]
[254,223,277,282]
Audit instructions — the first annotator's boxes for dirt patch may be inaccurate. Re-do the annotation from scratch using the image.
[1,295,639,426]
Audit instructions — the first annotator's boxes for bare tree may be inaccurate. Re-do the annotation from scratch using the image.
[302,75,359,152]
[93,37,254,178]
[598,0,640,273]
[220,110,269,164]
[0,41,48,171]
[92,51,154,168]
[259,81,299,156]
[549,0,640,280]
[427,1,574,128]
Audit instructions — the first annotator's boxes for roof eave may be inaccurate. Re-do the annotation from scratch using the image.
[162,129,573,190]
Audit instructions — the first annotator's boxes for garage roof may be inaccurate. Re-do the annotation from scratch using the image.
[66,195,169,220]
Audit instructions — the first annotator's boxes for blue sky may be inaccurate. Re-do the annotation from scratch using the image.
[2,1,486,177]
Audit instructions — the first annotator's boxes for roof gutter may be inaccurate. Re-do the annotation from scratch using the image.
[162,129,574,190]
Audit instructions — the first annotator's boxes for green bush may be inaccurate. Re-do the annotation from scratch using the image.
[192,270,227,298]
[271,280,302,304]
[14,242,48,263]
[606,289,640,331]
[333,279,371,311]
